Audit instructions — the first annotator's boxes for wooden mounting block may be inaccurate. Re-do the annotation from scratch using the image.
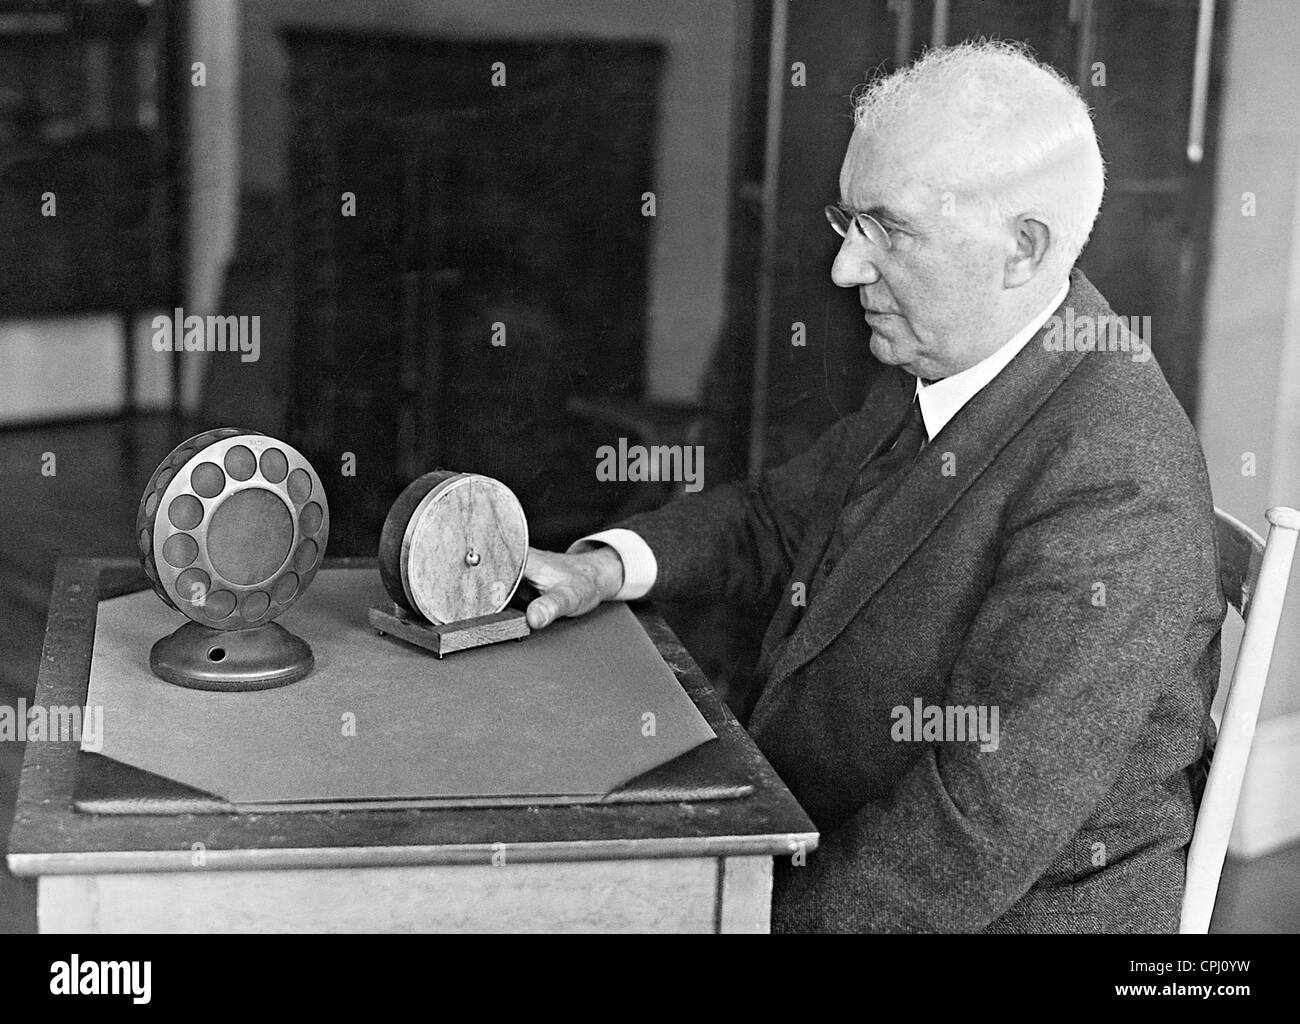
[369,603,530,658]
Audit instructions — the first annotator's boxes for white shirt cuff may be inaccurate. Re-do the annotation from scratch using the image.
[567,528,658,601]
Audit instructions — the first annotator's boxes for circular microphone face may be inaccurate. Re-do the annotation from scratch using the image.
[379,471,528,625]
[136,428,329,631]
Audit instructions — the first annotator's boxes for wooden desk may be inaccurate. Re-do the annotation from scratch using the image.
[6,558,817,933]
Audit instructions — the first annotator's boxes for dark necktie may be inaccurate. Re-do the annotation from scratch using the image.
[844,396,927,505]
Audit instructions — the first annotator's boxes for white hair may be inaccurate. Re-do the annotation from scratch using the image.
[852,40,1105,269]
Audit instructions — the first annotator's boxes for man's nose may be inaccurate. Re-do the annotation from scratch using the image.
[830,234,882,287]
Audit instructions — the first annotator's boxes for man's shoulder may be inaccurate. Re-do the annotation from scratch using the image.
[1040,272,1204,464]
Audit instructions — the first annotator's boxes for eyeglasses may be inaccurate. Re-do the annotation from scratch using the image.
[825,204,892,251]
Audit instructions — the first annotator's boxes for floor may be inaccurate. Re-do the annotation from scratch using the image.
[1214,842,1300,932]
[0,416,1296,934]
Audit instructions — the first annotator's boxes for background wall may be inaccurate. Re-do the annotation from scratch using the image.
[1198,0,1300,854]
[0,314,168,422]
[186,0,242,400]
[214,0,742,406]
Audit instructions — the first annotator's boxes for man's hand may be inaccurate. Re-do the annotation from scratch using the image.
[522,545,625,630]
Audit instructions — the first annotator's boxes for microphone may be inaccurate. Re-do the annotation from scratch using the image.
[136,427,329,690]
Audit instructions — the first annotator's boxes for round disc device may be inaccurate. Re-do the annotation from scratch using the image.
[136,427,329,690]
[378,471,528,625]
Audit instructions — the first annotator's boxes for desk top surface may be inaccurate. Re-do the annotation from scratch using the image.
[8,558,817,876]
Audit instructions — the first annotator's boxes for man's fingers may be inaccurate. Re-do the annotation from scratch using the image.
[521,548,606,629]
[526,593,558,630]
[522,547,556,588]
[526,585,578,630]
[526,579,601,630]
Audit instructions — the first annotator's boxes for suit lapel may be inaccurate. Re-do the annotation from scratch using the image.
[757,366,915,666]
[764,273,1100,689]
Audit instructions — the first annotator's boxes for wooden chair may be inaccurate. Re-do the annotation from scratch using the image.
[1180,506,1300,933]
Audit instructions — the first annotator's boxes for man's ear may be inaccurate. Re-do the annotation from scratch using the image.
[1004,215,1050,287]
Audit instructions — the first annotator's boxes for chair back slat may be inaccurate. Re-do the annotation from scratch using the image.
[1182,506,1300,933]
[1214,510,1264,618]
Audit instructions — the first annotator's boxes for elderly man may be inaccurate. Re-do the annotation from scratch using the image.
[523,41,1223,933]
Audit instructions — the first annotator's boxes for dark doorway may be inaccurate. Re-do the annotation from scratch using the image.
[280,30,664,553]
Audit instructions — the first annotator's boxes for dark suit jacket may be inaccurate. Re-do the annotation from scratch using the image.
[619,270,1224,933]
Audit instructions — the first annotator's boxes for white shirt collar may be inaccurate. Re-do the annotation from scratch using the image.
[915,280,1069,442]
